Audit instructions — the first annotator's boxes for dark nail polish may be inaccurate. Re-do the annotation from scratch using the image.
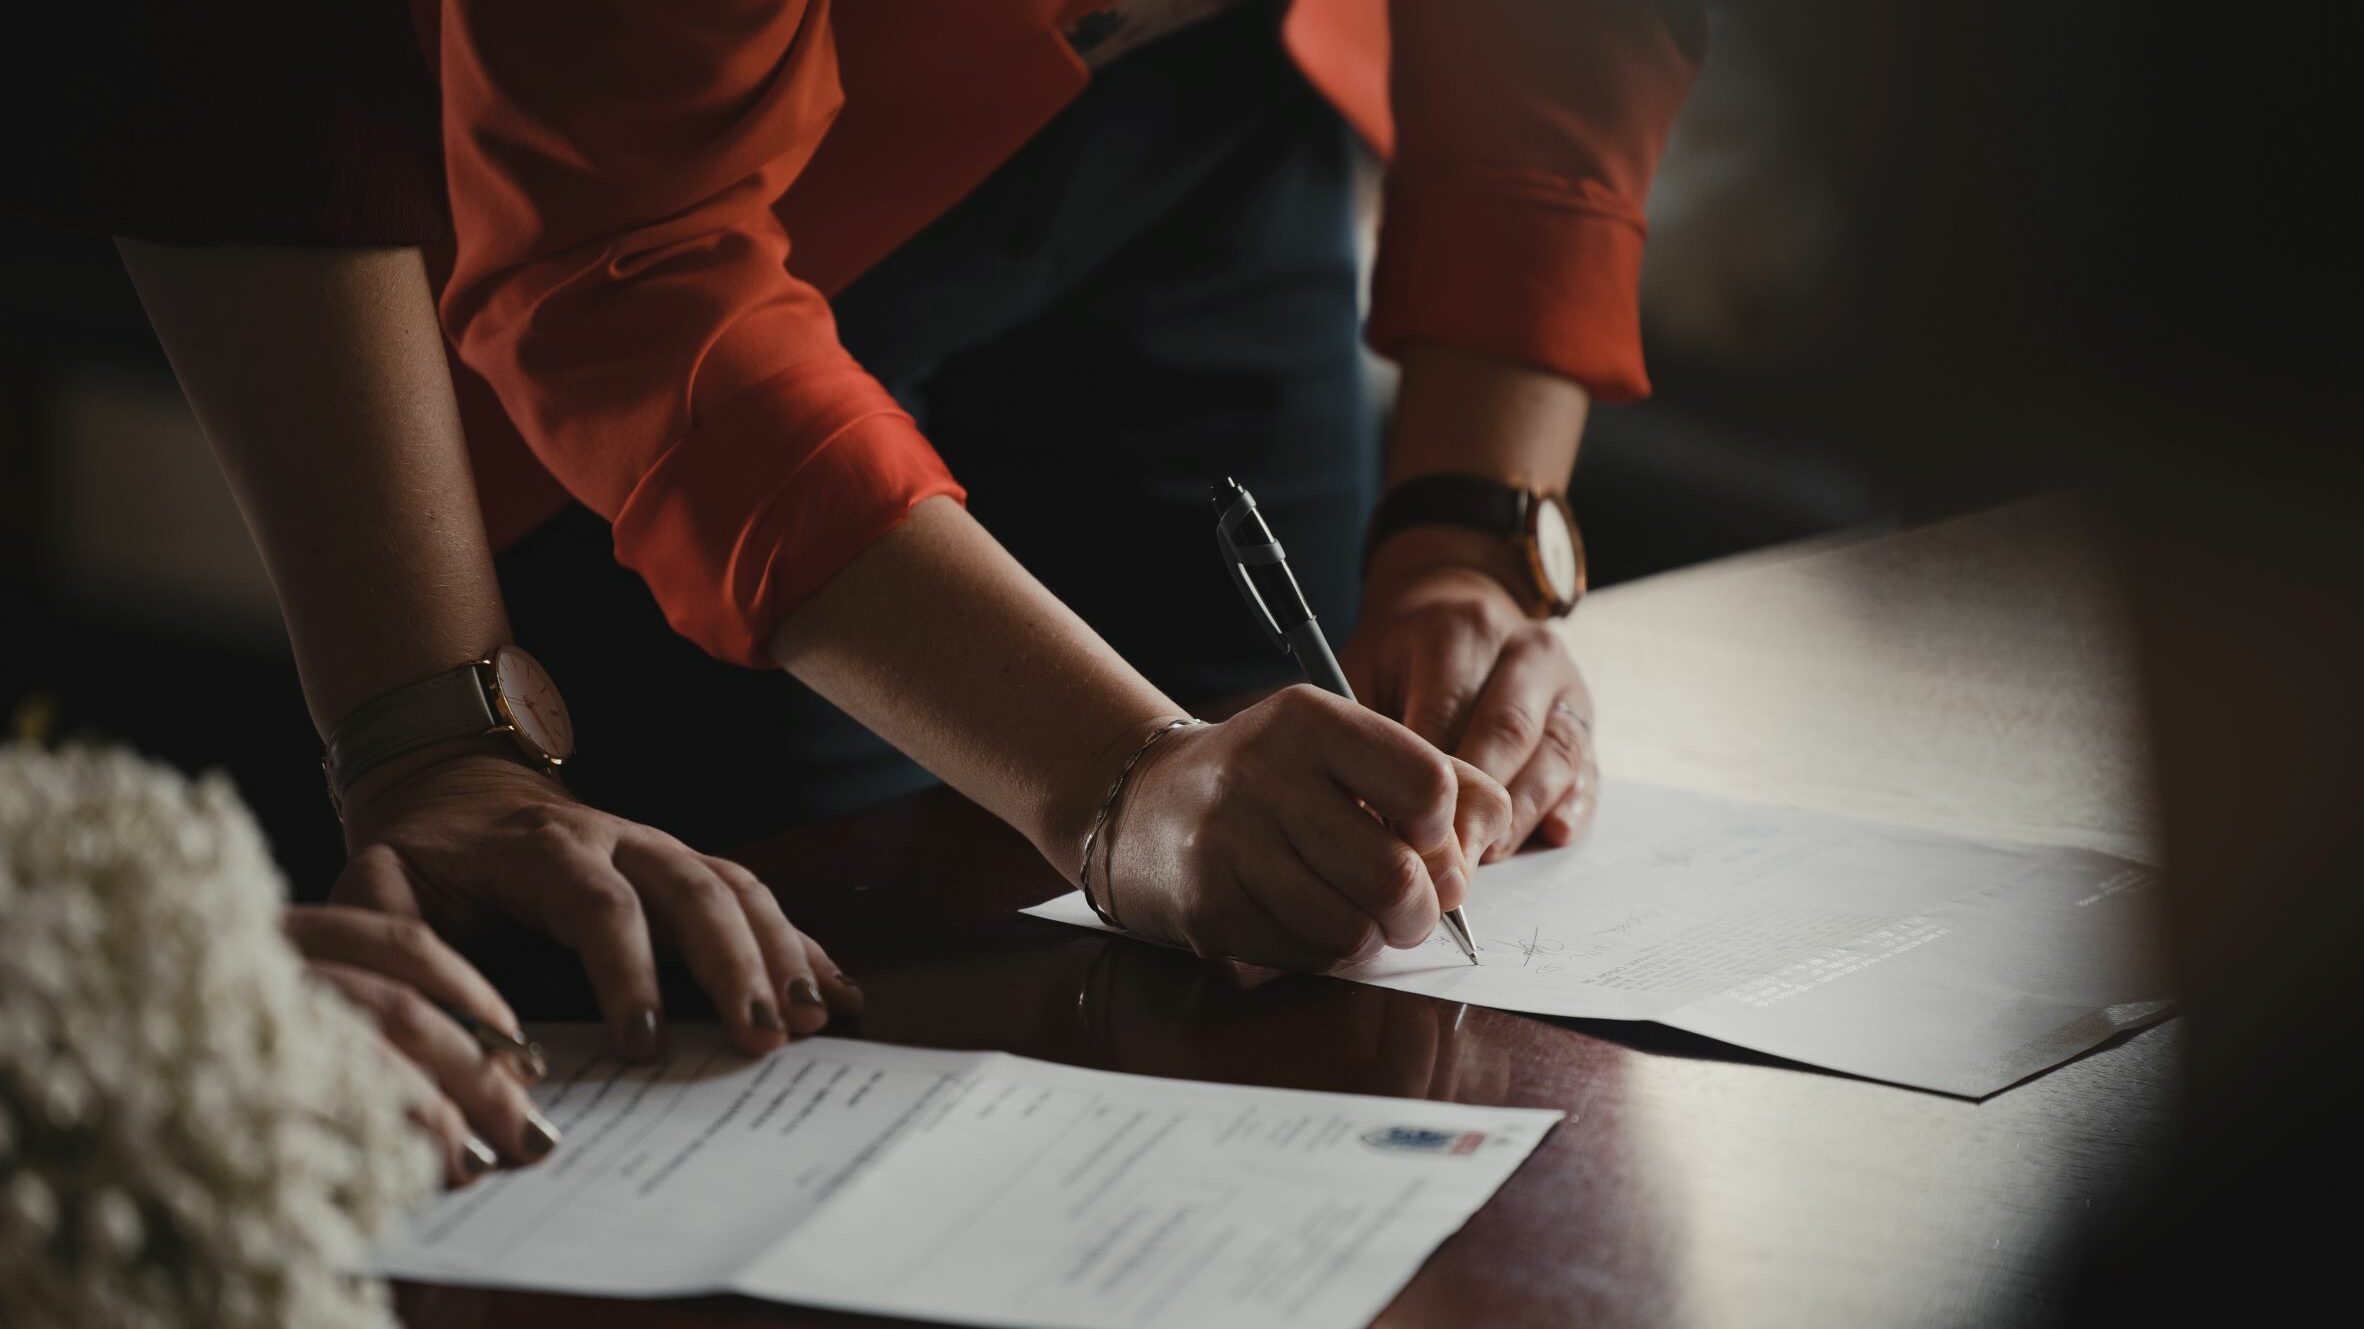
[461,1134,498,1177]
[521,1110,561,1161]
[788,978,825,1007]
[751,998,785,1033]
[618,1007,663,1060]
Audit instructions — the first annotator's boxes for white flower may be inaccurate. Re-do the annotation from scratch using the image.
[0,743,436,1329]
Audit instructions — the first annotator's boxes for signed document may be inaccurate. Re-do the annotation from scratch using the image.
[380,1026,1559,1328]
[1029,782,2171,1097]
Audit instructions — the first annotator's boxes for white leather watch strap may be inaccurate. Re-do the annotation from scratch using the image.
[323,663,503,806]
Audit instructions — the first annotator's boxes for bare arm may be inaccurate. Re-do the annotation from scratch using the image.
[117,241,856,1060]
[1344,345,1602,855]
[771,498,1512,968]
[116,242,506,735]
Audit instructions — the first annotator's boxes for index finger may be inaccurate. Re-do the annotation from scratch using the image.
[1292,689,1462,855]
[284,905,526,1051]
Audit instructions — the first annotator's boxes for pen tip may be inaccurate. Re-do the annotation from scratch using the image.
[1213,476,1247,514]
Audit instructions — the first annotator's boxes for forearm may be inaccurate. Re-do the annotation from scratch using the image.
[765,497,1176,876]
[118,242,512,736]
[1373,342,1591,586]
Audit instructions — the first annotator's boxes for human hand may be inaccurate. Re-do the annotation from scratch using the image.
[1342,532,1599,858]
[286,903,554,1187]
[329,750,861,1063]
[1091,687,1512,970]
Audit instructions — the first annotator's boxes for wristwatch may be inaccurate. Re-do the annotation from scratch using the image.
[322,645,576,811]
[1366,474,1587,617]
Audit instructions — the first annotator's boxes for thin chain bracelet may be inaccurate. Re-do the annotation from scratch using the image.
[1079,717,1203,930]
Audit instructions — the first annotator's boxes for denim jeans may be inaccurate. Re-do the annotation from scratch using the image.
[497,2,1376,851]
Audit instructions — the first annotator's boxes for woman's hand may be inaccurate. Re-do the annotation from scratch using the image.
[329,751,862,1063]
[1094,686,1513,971]
[1342,545,1599,857]
[286,904,556,1188]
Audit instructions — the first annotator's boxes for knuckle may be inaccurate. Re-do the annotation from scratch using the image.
[1202,759,1247,814]
[1509,789,1542,834]
[1440,599,1499,638]
[1483,780,1517,829]
[1273,683,1330,724]
[1380,849,1430,915]
[520,814,581,854]
[1539,710,1584,760]
[1470,700,1542,753]
[577,877,643,923]
[715,862,767,900]
[1512,624,1564,658]
[671,868,730,907]
[1412,753,1457,809]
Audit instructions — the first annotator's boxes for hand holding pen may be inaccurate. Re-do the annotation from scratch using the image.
[1082,690,1511,972]
[1202,478,1508,965]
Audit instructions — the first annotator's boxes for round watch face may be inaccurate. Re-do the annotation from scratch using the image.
[1531,496,1584,609]
[489,645,575,764]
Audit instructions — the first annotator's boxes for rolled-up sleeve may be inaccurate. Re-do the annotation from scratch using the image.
[1366,0,1705,403]
[434,0,962,666]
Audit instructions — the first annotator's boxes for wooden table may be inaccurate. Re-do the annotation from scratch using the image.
[398,497,2176,1329]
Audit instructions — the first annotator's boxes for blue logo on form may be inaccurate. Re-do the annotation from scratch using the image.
[1361,1126,1485,1155]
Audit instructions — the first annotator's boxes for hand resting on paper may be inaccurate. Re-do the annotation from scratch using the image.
[286,903,553,1188]
[329,752,862,1066]
[1344,537,1599,857]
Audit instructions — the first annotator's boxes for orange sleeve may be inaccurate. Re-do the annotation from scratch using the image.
[433,0,962,667]
[1365,1,1706,403]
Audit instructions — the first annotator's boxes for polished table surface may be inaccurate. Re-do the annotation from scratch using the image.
[398,498,2176,1329]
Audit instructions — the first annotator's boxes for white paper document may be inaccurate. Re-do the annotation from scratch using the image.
[380,1026,1560,1329]
[1028,782,2171,1097]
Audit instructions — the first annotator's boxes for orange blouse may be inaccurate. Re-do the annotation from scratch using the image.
[420,0,1703,665]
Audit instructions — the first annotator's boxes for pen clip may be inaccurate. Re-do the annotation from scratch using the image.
[1218,495,1290,655]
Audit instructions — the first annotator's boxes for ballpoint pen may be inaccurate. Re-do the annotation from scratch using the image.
[1213,477,1481,965]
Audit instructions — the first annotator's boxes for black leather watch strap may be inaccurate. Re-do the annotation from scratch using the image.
[1365,474,1532,562]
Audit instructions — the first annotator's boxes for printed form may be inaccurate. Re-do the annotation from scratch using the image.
[380,1026,1559,1329]
[1030,782,2171,1096]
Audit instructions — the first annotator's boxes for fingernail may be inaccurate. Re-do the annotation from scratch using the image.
[521,1110,561,1161]
[788,977,825,1007]
[833,970,860,988]
[618,1007,663,1060]
[750,998,785,1033]
[462,1134,498,1177]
